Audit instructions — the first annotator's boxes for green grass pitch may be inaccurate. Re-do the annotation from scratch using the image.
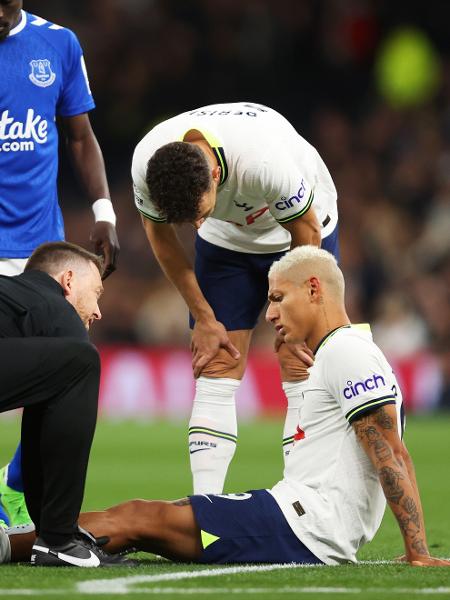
[0,414,449,599]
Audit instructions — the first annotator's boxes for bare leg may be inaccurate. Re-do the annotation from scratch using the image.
[80,498,202,561]
[277,341,311,382]
[9,498,202,563]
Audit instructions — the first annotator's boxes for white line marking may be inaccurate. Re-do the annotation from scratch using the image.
[2,560,450,596]
[77,562,450,595]
[78,559,419,594]
[0,592,62,597]
[119,588,450,595]
[3,586,450,597]
[77,563,306,594]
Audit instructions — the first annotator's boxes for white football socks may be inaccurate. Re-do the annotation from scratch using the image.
[189,377,240,494]
[282,380,309,462]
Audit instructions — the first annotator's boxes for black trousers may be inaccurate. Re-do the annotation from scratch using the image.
[0,337,100,546]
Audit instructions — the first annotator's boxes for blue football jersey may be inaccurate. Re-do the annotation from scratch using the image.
[0,10,95,257]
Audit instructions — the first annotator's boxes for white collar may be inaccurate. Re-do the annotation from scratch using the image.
[8,10,27,37]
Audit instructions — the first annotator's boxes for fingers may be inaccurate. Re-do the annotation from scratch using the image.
[100,247,114,279]
[192,353,209,379]
[99,241,119,280]
[223,339,241,360]
[409,557,450,567]
[274,335,284,353]
[393,555,407,563]
[278,343,314,367]
[274,339,314,367]
[291,347,314,367]
[191,341,240,378]
[91,223,120,279]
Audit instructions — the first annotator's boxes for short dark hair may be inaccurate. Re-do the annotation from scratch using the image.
[146,142,211,223]
[25,242,103,277]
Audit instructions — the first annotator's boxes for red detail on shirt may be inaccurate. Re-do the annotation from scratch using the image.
[294,425,305,441]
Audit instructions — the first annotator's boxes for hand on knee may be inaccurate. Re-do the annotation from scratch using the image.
[277,341,314,382]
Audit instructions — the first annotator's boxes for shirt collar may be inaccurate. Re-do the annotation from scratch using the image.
[313,324,351,355]
[8,9,27,37]
[181,128,229,186]
[313,323,372,355]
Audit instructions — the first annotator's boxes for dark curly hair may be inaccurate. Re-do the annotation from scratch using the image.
[146,142,212,223]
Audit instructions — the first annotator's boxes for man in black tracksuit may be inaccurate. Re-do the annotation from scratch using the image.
[0,241,131,567]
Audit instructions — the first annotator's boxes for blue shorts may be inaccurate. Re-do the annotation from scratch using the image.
[189,489,322,564]
[191,226,339,330]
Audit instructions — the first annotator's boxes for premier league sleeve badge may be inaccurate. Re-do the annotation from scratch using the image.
[29,60,56,88]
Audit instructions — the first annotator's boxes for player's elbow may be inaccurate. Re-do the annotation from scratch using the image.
[288,220,321,249]
[398,442,415,472]
[311,225,321,247]
[390,440,408,469]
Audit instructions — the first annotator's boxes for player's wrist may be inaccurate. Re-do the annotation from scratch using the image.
[194,310,216,323]
[92,198,117,227]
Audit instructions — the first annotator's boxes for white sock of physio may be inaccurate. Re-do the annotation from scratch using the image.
[282,380,309,462]
[189,377,240,495]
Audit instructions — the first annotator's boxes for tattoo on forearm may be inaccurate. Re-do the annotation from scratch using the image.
[374,439,392,462]
[402,497,421,529]
[172,498,191,507]
[380,467,404,504]
[380,472,428,557]
[353,407,428,559]
[375,407,394,430]
[412,539,428,555]
[353,424,392,462]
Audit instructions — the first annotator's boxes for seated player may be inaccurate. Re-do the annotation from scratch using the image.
[2,247,448,567]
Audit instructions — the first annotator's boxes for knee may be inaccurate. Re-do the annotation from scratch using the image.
[123,499,170,538]
[278,344,310,382]
[69,341,100,373]
[200,351,246,379]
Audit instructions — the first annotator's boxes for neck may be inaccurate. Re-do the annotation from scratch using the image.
[11,10,22,31]
[192,139,218,169]
[306,308,351,354]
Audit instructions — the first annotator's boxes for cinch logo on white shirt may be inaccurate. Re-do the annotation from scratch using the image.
[275,179,307,210]
[343,373,386,399]
[0,109,48,153]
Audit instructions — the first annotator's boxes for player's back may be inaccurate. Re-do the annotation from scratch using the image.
[133,102,338,253]
[136,101,314,169]
[0,270,87,339]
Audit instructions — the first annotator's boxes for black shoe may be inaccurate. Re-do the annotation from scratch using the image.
[31,528,138,568]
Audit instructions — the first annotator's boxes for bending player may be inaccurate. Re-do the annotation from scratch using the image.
[132,101,339,494]
[3,247,448,567]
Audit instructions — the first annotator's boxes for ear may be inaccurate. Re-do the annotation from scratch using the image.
[308,276,321,301]
[212,164,221,184]
[59,270,74,297]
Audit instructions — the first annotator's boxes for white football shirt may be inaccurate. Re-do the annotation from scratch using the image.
[270,325,404,565]
[132,102,338,253]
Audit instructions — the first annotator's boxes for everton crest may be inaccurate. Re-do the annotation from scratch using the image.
[29,59,56,88]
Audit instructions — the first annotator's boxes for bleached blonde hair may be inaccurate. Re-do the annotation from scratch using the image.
[268,246,345,301]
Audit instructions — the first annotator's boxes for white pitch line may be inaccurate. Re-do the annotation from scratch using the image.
[77,561,450,596]
[77,563,307,594]
[0,591,63,597]
[3,586,450,597]
[115,587,450,596]
[2,559,449,597]
[76,559,426,594]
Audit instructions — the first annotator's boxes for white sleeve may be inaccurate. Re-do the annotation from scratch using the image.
[131,144,166,223]
[260,159,315,224]
[322,337,398,424]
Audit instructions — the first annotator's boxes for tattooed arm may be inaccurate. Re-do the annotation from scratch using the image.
[352,405,449,567]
